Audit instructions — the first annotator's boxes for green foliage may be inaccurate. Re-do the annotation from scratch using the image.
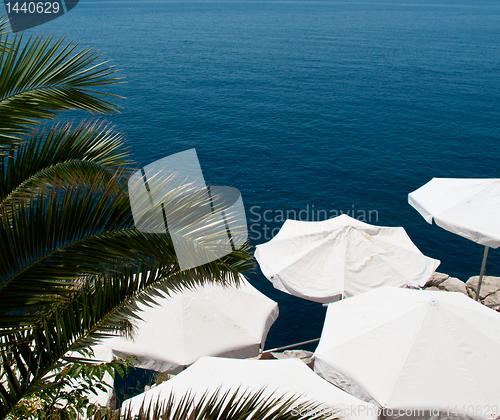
[5,349,135,420]
[154,372,172,387]
[88,388,338,420]
[0,13,122,156]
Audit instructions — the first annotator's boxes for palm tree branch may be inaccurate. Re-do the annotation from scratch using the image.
[0,120,130,204]
[0,32,123,154]
[0,171,253,320]
[0,249,252,418]
[116,387,337,420]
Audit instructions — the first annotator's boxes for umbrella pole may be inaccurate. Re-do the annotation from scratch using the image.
[475,246,489,301]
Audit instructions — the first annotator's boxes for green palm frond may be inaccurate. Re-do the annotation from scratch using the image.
[0,167,252,322]
[0,161,253,417]
[102,388,337,420]
[0,171,135,318]
[129,171,250,273]
[0,15,10,39]
[0,250,252,417]
[0,120,130,205]
[0,31,123,154]
[8,386,339,420]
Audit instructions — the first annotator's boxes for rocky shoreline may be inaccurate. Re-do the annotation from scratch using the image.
[423,272,500,311]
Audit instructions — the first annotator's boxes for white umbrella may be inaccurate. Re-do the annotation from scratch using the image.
[314,287,500,420]
[122,356,379,420]
[255,214,440,303]
[99,276,278,373]
[409,177,500,300]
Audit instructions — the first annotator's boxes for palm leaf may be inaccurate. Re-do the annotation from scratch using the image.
[0,249,252,418]
[0,15,10,39]
[0,119,130,206]
[0,184,254,417]
[0,166,252,322]
[0,31,123,155]
[102,387,337,420]
[0,166,253,414]
[1,164,251,335]
[0,15,12,57]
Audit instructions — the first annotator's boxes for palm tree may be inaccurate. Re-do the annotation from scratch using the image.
[0,17,256,418]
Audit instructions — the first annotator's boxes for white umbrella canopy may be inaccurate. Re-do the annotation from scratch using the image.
[122,356,379,420]
[314,287,500,420]
[409,177,500,299]
[408,178,500,247]
[99,276,278,373]
[255,214,440,303]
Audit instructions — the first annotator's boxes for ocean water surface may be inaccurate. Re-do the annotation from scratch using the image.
[24,0,500,369]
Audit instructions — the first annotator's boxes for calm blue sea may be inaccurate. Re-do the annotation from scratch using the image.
[21,0,500,352]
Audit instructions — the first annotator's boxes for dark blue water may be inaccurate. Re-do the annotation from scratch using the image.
[22,0,500,350]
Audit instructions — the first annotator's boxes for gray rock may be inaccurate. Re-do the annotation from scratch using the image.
[438,277,468,295]
[425,272,449,287]
[483,290,500,308]
[466,276,500,299]
[422,273,500,312]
